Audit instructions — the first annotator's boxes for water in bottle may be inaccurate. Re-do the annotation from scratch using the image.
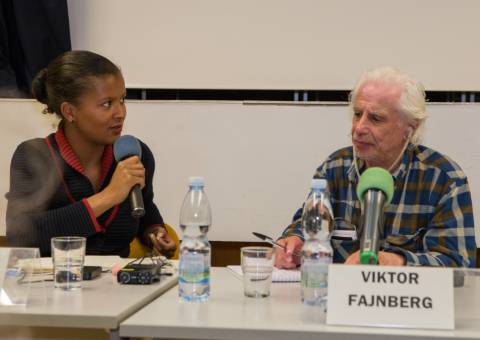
[178,176,212,301]
[301,178,333,308]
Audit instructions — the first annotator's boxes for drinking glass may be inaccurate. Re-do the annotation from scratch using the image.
[241,246,275,298]
[51,236,86,290]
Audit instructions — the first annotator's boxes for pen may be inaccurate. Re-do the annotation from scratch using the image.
[252,232,302,257]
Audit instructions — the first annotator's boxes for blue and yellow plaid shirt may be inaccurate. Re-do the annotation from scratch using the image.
[282,144,477,267]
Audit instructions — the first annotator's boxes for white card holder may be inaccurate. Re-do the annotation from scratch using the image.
[0,247,45,306]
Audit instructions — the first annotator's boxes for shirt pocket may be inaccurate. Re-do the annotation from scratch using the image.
[385,228,426,253]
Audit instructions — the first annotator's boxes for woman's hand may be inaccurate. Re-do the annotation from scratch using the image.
[106,155,145,205]
[86,156,145,217]
[144,225,177,258]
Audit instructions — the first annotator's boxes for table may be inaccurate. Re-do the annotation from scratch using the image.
[0,260,178,340]
[120,267,480,340]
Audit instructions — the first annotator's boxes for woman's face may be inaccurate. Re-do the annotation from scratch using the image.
[69,73,126,146]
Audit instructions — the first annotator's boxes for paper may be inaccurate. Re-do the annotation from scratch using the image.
[228,265,300,282]
[17,255,133,273]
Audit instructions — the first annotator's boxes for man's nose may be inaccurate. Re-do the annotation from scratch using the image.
[353,113,369,134]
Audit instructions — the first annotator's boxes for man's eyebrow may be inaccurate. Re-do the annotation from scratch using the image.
[368,111,388,120]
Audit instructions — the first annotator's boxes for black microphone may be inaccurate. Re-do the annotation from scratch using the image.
[113,135,145,218]
[356,167,394,265]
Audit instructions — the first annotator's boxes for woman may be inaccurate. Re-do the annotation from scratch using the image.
[6,50,176,257]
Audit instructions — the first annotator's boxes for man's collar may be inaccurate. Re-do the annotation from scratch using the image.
[390,143,414,182]
[347,156,363,183]
[348,143,414,183]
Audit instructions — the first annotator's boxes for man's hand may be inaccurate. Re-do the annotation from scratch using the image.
[344,250,361,265]
[378,252,406,266]
[274,236,303,269]
[345,250,405,266]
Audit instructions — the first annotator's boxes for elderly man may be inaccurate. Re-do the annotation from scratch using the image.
[276,67,476,268]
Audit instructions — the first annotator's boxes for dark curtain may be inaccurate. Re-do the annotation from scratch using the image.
[0,0,71,97]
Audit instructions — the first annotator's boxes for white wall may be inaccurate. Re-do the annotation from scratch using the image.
[68,0,480,90]
[1,100,479,245]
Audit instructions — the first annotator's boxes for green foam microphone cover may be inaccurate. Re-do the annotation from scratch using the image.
[356,167,394,204]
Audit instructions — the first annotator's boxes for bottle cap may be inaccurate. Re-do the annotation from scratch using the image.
[311,178,327,190]
[188,176,205,187]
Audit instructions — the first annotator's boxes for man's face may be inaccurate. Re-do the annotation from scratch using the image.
[351,80,411,169]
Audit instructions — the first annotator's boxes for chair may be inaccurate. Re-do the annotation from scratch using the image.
[129,224,180,259]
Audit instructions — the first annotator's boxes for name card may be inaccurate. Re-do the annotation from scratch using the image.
[326,264,454,330]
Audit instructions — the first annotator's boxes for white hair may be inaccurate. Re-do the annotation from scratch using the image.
[349,66,427,145]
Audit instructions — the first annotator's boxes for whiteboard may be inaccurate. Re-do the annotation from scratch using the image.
[0,100,479,246]
[68,0,480,90]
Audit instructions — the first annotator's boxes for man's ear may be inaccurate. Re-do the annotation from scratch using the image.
[403,126,414,141]
[60,102,76,123]
[407,121,419,138]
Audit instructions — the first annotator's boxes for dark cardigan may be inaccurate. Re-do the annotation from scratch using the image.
[6,128,164,257]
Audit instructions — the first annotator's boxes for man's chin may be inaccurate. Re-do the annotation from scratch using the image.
[353,146,370,159]
[354,150,376,164]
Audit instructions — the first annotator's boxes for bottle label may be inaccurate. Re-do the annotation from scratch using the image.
[179,251,210,284]
[301,257,331,288]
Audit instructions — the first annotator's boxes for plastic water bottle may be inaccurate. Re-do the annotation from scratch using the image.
[178,176,212,301]
[300,178,333,308]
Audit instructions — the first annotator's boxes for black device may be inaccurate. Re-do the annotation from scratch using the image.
[56,265,102,283]
[117,263,161,285]
[83,266,102,280]
[113,135,145,218]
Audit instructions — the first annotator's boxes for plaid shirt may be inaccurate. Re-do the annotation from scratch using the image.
[282,144,477,267]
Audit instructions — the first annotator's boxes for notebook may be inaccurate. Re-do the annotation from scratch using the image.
[227,265,300,282]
